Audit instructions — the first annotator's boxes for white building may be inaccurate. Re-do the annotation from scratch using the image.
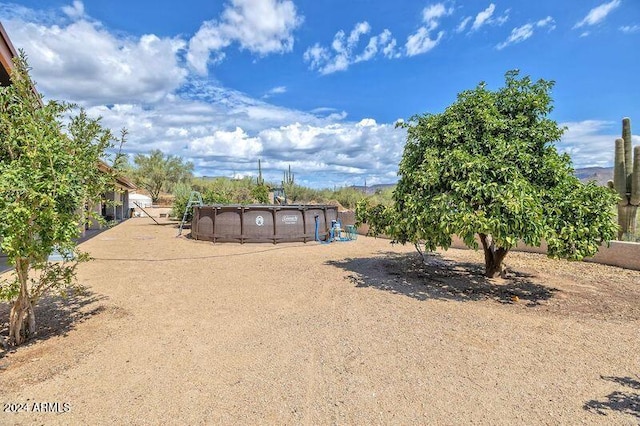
[129,193,153,209]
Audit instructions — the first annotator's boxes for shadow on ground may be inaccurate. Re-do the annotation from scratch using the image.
[0,289,107,358]
[584,376,640,420]
[326,251,558,305]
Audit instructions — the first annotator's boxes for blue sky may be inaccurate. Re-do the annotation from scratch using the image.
[0,0,638,188]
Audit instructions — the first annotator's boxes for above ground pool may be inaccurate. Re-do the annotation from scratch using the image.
[191,204,339,243]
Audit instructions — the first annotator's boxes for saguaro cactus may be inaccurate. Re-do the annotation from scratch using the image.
[283,164,294,186]
[257,159,264,186]
[612,117,640,239]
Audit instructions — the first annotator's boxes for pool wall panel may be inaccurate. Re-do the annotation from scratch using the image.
[192,205,339,244]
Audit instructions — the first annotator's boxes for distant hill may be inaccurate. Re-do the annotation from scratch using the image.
[198,176,235,181]
[199,168,613,191]
[349,183,396,195]
[347,168,613,194]
[575,167,613,186]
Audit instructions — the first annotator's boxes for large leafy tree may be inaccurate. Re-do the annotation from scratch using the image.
[357,71,618,278]
[133,149,193,202]
[0,54,117,345]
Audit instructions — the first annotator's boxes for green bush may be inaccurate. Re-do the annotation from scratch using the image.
[172,174,397,221]
[251,184,269,204]
[172,182,193,220]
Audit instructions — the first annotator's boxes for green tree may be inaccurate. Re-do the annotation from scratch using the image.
[0,54,117,345]
[111,128,130,171]
[173,176,273,223]
[133,149,193,202]
[252,159,269,204]
[201,179,234,204]
[251,184,269,204]
[358,71,618,277]
[331,187,367,209]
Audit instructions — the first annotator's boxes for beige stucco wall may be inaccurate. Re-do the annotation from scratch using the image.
[448,236,640,271]
[350,217,640,271]
[585,241,640,270]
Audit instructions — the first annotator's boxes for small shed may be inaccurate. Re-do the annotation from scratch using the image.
[129,193,153,209]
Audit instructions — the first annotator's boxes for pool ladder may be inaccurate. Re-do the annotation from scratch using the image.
[177,191,204,237]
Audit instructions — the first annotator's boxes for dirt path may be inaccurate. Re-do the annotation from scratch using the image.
[1,218,639,424]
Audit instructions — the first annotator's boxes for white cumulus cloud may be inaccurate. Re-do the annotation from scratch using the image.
[458,3,509,35]
[558,120,620,168]
[3,16,187,106]
[304,22,398,74]
[422,3,452,31]
[455,16,472,33]
[405,28,444,56]
[190,127,262,159]
[404,2,452,56]
[620,24,640,34]
[496,16,555,50]
[85,82,406,187]
[61,0,84,19]
[0,1,408,187]
[187,0,303,75]
[263,85,287,99]
[574,0,621,29]
[472,3,496,31]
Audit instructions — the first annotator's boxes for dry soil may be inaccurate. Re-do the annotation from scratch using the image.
[1,218,639,425]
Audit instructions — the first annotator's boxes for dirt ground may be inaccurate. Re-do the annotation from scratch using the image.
[1,217,639,425]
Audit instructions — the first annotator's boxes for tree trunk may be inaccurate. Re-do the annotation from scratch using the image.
[617,204,638,240]
[479,233,509,278]
[9,259,36,346]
